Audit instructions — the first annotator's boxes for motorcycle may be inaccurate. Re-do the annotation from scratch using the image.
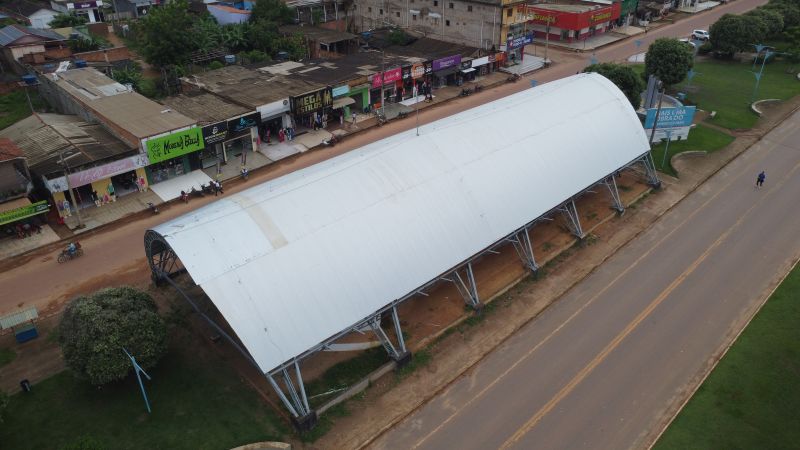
[147,202,160,215]
[322,135,340,147]
[459,88,472,97]
[376,111,388,126]
[474,84,483,93]
[507,73,521,83]
[180,190,189,203]
[201,183,215,195]
[240,167,250,180]
[190,186,204,198]
[57,242,83,263]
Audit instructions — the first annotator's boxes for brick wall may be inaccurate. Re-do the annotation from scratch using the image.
[73,47,131,63]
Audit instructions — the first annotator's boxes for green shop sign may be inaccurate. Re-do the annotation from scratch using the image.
[146,128,205,164]
[0,200,50,226]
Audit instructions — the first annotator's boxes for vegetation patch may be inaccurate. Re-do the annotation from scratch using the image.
[650,124,735,176]
[0,347,16,368]
[654,261,800,449]
[0,90,46,130]
[303,347,388,409]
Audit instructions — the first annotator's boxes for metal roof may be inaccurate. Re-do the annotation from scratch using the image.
[0,113,133,176]
[150,74,651,374]
[0,24,64,46]
[160,92,251,125]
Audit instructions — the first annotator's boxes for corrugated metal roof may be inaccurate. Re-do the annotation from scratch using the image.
[160,93,251,125]
[0,24,63,46]
[151,74,651,374]
[0,113,134,176]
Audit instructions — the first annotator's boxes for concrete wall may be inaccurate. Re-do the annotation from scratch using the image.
[352,0,502,49]
[73,46,131,63]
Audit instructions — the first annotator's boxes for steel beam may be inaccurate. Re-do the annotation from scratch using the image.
[604,174,625,214]
[559,199,585,239]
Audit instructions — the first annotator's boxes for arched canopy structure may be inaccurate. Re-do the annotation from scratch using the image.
[146,73,656,422]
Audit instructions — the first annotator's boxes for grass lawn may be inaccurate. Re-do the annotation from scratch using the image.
[675,58,800,130]
[0,349,288,450]
[0,347,16,367]
[0,90,46,131]
[654,261,800,450]
[650,123,735,177]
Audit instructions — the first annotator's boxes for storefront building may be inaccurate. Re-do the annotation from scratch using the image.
[431,55,462,88]
[291,87,334,129]
[143,127,204,185]
[524,2,622,43]
[49,0,105,23]
[342,83,370,117]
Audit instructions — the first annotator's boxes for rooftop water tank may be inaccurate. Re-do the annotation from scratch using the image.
[224,54,236,64]
[75,59,87,68]
[21,74,37,85]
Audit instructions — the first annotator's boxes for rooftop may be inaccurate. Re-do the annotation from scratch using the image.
[0,113,134,177]
[0,138,24,162]
[181,65,326,108]
[160,92,251,125]
[532,3,606,13]
[255,50,420,86]
[0,24,65,46]
[278,24,357,44]
[0,0,54,18]
[53,68,196,141]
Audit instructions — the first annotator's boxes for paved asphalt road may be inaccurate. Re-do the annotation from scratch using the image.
[368,105,800,448]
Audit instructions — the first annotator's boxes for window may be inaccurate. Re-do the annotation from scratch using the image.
[396,11,400,17]
[467,5,472,11]
[379,8,383,14]
[506,8,512,17]
[449,2,453,8]
[446,19,451,26]
[368,6,372,12]
[433,0,438,6]
[413,14,417,20]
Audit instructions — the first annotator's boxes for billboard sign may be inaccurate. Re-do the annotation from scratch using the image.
[507,33,534,50]
[145,128,205,164]
[432,55,461,71]
[644,106,696,129]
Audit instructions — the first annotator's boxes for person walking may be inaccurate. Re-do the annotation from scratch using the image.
[756,171,766,188]
[351,112,358,128]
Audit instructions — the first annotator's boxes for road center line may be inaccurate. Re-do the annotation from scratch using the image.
[497,158,800,450]
[406,140,785,450]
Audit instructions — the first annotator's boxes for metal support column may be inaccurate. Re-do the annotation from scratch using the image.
[508,226,538,273]
[390,306,407,355]
[370,315,399,359]
[604,174,625,214]
[640,153,661,189]
[370,311,411,365]
[559,199,585,239]
[267,366,317,431]
[449,263,481,309]
[294,361,310,416]
[267,373,300,418]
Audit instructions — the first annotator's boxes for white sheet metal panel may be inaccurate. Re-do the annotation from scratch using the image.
[152,74,651,373]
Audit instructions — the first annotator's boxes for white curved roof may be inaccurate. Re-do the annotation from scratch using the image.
[151,74,650,373]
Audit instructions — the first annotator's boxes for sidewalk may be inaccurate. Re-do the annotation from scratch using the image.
[63,189,162,233]
[0,225,61,260]
[677,1,721,13]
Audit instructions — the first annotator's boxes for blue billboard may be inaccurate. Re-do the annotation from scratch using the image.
[644,106,696,129]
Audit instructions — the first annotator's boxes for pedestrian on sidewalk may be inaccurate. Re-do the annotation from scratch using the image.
[107,183,116,202]
[278,128,285,143]
[91,190,100,207]
[351,112,358,127]
[756,171,766,188]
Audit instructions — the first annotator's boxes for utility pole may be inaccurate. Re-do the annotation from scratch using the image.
[380,49,386,119]
[648,82,665,146]
[59,149,85,229]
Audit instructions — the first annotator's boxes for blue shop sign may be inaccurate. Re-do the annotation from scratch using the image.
[332,85,350,97]
[644,106,696,129]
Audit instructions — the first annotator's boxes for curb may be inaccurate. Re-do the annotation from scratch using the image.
[751,98,780,116]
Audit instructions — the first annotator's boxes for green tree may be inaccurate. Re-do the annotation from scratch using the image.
[710,14,758,57]
[275,33,306,60]
[0,389,8,425]
[583,63,645,109]
[222,22,252,52]
[111,64,143,90]
[644,38,694,87]
[388,29,409,45]
[69,36,100,53]
[59,286,167,385]
[763,0,800,29]
[250,0,295,24]
[193,14,223,53]
[745,8,784,36]
[48,13,87,28]
[247,20,279,53]
[137,0,197,68]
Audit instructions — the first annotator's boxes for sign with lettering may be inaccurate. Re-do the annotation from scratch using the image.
[0,200,49,226]
[371,67,402,88]
[644,106,696,129]
[226,112,260,139]
[202,121,228,145]
[530,13,557,24]
[507,33,534,50]
[332,84,350,97]
[67,154,149,189]
[432,55,461,71]
[145,128,204,164]
[589,11,612,23]
[291,87,333,115]
[411,63,425,79]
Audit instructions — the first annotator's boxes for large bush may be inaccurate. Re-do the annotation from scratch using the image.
[59,286,167,385]
[644,38,694,87]
[583,63,645,109]
[710,13,768,57]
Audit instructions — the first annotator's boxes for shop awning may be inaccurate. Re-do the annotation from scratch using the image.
[434,66,459,77]
[332,97,356,109]
[460,68,476,74]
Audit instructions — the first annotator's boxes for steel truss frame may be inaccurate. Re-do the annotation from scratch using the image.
[144,153,654,426]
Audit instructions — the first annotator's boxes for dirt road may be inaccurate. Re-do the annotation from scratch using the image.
[0,0,766,316]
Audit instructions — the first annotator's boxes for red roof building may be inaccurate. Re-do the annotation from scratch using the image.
[524,2,622,43]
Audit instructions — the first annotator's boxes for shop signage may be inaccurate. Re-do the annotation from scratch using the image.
[226,112,260,139]
[258,99,290,119]
[432,55,462,71]
[644,106,696,129]
[0,200,49,226]
[332,85,350,97]
[371,67,402,88]
[402,65,412,80]
[460,60,472,70]
[530,12,557,23]
[67,153,149,189]
[202,121,228,145]
[291,87,334,115]
[67,0,100,9]
[589,11,613,24]
[145,128,205,164]
[410,63,425,79]
[507,33,534,50]
[471,56,490,67]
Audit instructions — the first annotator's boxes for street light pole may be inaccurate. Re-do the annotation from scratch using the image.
[648,83,665,146]
[59,149,85,229]
[415,83,421,136]
[380,49,386,119]
[751,50,774,103]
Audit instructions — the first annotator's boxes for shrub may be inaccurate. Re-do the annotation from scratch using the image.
[698,41,713,55]
[208,60,224,70]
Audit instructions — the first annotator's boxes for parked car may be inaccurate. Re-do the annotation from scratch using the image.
[691,30,710,41]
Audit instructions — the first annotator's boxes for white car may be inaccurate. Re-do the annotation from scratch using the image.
[692,30,710,41]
